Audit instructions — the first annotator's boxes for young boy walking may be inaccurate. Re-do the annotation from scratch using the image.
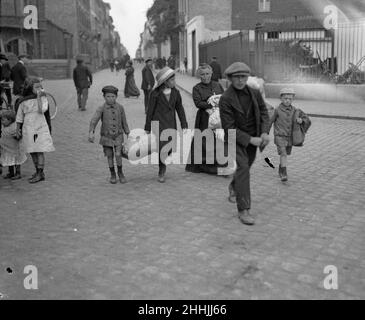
[270,88,311,182]
[89,86,130,184]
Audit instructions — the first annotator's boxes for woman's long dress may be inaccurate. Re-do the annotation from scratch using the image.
[185,81,227,174]
[124,67,140,97]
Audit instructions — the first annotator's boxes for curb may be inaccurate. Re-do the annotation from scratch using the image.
[176,84,365,122]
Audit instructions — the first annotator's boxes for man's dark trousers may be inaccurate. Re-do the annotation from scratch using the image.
[230,144,257,211]
[77,87,88,110]
[143,89,151,114]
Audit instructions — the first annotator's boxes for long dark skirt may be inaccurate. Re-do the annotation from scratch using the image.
[124,75,140,97]
[185,109,228,174]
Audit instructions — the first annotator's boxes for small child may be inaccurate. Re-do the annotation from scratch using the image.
[0,110,27,180]
[270,88,311,182]
[89,85,130,184]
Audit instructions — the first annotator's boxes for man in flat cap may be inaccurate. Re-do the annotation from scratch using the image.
[219,62,270,225]
[141,57,155,114]
[0,53,12,107]
[73,58,93,111]
[10,54,29,97]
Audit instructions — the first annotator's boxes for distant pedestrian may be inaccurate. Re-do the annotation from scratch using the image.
[145,67,188,183]
[16,77,55,184]
[73,59,93,111]
[124,60,140,98]
[183,57,188,73]
[0,110,27,180]
[162,56,167,68]
[209,57,222,82]
[269,88,311,182]
[10,54,29,97]
[141,58,155,114]
[109,60,115,72]
[167,55,176,70]
[89,86,130,184]
[220,62,270,226]
[0,53,12,107]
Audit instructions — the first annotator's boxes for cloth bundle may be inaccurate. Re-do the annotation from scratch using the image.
[206,94,222,131]
[122,129,157,161]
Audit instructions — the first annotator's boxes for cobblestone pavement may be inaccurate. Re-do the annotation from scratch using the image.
[0,66,364,300]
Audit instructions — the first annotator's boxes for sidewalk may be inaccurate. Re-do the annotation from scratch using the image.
[173,72,365,121]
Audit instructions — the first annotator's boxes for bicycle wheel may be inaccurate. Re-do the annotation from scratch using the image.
[45,92,57,120]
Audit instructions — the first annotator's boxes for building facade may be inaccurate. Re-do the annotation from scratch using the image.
[177,0,235,75]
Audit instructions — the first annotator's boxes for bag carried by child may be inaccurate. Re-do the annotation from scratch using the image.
[122,129,157,161]
[291,108,311,146]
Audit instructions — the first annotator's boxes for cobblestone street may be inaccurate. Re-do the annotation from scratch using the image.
[0,66,364,300]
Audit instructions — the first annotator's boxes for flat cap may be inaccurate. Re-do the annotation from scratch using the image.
[102,85,119,95]
[225,62,251,76]
[145,57,152,63]
[280,88,295,96]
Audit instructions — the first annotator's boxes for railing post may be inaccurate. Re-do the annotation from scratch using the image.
[255,23,264,77]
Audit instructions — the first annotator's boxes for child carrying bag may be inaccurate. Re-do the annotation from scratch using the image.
[291,108,311,146]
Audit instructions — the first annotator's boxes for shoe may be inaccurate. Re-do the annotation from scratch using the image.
[28,171,38,182]
[110,173,117,184]
[4,173,14,179]
[281,167,288,182]
[238,210,255,225]
[11,174,22,180]
[228,184,236,203]
[29,173,45,184]
[80,108,86,111]
[119,174,127,184]
[158,174,165,183]
[278,165,283,178]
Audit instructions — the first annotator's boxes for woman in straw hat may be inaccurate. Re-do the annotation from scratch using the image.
[145,67,188,183]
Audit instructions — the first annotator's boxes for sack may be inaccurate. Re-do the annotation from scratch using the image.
[122,129,157,160]
[291,109,311,147]
[208,107,221,130]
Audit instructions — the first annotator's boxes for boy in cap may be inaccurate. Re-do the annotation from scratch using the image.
[89,86,130,184]
[270,88,311,182]
[220,62,270,226]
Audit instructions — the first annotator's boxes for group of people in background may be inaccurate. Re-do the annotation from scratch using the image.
[1,50,311,226]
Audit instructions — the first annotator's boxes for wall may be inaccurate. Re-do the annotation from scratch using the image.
[27,59,70,80]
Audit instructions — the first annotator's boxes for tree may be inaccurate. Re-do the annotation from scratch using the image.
[146,0,178,44]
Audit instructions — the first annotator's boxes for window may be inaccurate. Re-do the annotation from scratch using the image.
[258,0,271,12]
[267,31,279,39]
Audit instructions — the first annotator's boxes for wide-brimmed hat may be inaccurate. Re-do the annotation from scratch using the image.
[156,67,175,88]
[0,53,8,61]
[280,88,295,96]
[225,62,251,77]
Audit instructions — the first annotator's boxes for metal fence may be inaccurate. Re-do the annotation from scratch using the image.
[199,31,251,75]
[198,21,365,84]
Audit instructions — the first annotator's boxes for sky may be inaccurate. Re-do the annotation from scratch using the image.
[109,0,155,57]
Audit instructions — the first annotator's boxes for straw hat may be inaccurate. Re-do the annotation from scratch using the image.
[155,67,175,88]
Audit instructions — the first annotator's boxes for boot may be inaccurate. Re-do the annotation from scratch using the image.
[117,166,127,184]
[158,165,166,183]
[228,183,236,203]
[4,166,15,179]
[29,168,45,184]
[238,210,255,226]
[109,167,117,184]
[11,165,22,180]
[278,165,283,179]
[281,167,288,182]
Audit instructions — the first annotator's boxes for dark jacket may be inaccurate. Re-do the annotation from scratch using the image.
[141,66,155,90]
[145,87,188,133]
[0,62,11,81]
[209,61,222,82]
[73,64,93,89]
[220,85,270,148]
[192,81,224,130]
[10,61,27,95]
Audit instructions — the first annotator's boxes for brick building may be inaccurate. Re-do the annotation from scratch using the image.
[0,0,71,59]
